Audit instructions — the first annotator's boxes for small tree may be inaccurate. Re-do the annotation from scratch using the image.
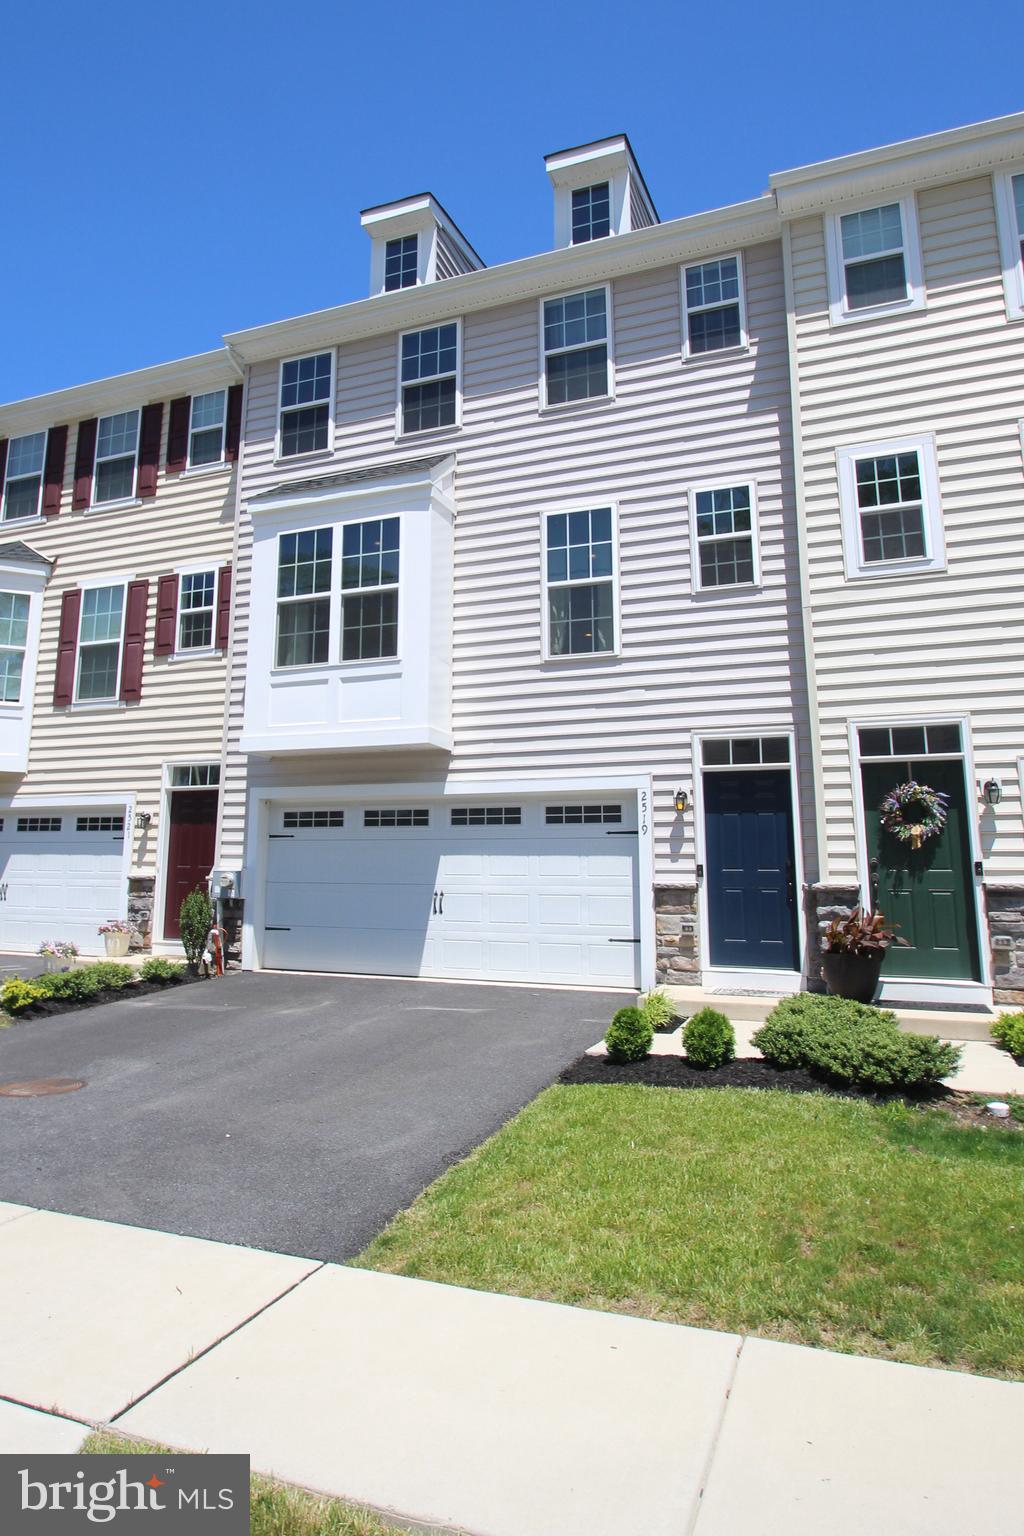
[179,887,213,972]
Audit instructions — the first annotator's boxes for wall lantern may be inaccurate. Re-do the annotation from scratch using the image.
[673,788,689,814]
[983,779,1002,807]
[134,811,152,830]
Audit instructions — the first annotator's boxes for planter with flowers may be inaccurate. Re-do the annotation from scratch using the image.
[98,920,132,958]
[820,907,909,1003]
[37,940,80,973]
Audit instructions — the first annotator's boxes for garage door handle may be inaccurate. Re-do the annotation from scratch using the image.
[265,926,291,931]
[608,938,641,944]
[438,891,444,915]
[432,891,437,915]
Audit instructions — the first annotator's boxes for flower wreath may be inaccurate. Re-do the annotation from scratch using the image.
[879,781,949,850]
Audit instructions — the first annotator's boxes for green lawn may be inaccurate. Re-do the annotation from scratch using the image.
[358,1084,1024,1379]
[82,1435,406,1536]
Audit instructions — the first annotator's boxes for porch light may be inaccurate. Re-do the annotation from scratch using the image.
[983,779,1002,807]
[674,788,689,814]
[134,811,152,830]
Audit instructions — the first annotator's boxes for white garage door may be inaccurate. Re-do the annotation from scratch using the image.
[0,808,127,954]
[263,797,640,987]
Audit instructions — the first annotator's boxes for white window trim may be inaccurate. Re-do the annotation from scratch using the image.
[0,589,32,705]
[540,501,620,662]
[1,430,47,524]
[272,517,404,673]
[188,390,227,469]
[994,165,1024,322]
[395,317,463,439]
[836,433,945,581]
[92,410,141,508]
[383,233,421,293]
[687,479,762,594]
[174,565,219,656]
[569,180,613,246]
[275,350,336,463]
[73,577,130,705]
[538,283,615,413]
[679,251,749,362]
[824,195,925,326]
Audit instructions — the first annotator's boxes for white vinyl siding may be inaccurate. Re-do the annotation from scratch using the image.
[3,432,46,521]
[825,197,924,324]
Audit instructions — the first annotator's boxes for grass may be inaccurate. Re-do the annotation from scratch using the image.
[81,1435,409,1536]
[358,1084,1024,1379]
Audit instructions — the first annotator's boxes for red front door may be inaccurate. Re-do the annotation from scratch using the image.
[164,791,218,940]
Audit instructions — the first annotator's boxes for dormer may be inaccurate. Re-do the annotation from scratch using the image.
[361,194,485,297]
[544,135,659,249]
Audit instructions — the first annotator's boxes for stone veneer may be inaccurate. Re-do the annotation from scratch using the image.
[127,876,155,952]
[985,885,1024,1007]
[654,885,700,984]
[806,882,860,991]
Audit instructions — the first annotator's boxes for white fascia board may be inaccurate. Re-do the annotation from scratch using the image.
[248,457,456,516]
[0,559,49,585]
[545,137,633,184]
[770,111,1024,217]
[225,196,779,363]
[0,348,241,438]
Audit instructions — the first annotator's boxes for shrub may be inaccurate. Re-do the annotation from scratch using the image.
[34,967,103,1003]
[753,993,897,1070]
[604,1006,653,1063]
[753,992,960,1092]
[638,988,676,1030]
[86,962,136,991]
[991,1011,1024,1060]
[179,887,213,971]
[683,1007,735,1069]
[1,978,44,1015]
[140,957,187,985]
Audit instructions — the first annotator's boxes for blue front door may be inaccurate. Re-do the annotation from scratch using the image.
[704,770,799,970]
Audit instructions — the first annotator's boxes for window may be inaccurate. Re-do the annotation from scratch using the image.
[341,517,399,660]
[702,736,790,767]
[571,182,611,243]
[995,168,1024,320]
[364,808,429,827]
[3,432,46,521]
[283,809,344,829]
[545,506,616,656]
[275,529,332,667]
[836,437,944,580]
[76,815,124,833]
[542,288,610,407]
[826,199,923,323]
[385,235,418,291]
[691,484,758,590]
[178,571,216,651]
[171,764,220,787]
[279,353,332,458]
[76,585,125,701]
[94,411,140,504]
[0,592,30,703]
[189,391,226,467]
[682,256,745,356]
[450,806,521,826]
[857,723,961,758]
[399,323,458,434]
[545,804,621,824]
[17,816,61,832]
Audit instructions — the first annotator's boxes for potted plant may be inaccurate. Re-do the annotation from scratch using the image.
[37,939,80,973]
[820,907,908,1003]
[98,920,132,958]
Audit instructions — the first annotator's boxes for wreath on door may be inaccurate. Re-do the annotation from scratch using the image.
[879,781,949,850]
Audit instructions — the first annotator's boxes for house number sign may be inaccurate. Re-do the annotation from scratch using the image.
[640,790,649,835]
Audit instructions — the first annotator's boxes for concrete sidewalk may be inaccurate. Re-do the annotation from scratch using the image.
[1,1203,1021,1535]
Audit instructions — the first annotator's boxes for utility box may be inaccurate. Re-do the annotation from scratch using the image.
[209,869,242,901]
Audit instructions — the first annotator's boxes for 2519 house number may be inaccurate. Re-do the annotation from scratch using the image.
[640,791,649,835]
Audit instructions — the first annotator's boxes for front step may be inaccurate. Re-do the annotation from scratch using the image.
[662,986,997,1042]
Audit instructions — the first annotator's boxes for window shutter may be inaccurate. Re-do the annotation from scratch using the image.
[166,396,191,475]
[137,404,163,499]
[72,419,98,510]
[154,574,178,656]
[0,439,7,500]
[42,425,68,517]
[119,579,150,703]
[225,383,243,461]
[54,589,82,706]
[216,564,232,650]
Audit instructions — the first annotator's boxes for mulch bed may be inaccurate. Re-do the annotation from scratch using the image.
[10,971,208,1021]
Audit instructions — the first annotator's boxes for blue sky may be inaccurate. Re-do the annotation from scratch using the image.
[2,0,1020,402]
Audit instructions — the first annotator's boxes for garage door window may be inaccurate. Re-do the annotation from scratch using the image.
[450,807,521,826]
[76,816,124,833]
[282,810,344,829]
[364,809,429,828]
[17,816,62,832]
[0,591,30,702]
[276,529,332,668]
[545,803,622,824]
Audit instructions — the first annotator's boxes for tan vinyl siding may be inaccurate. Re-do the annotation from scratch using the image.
[435,226,476,280]
[790,174,1024,882]
[221,241,813,884]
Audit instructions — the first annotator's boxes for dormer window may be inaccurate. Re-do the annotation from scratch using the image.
[385,235,419,291]
[571,183,611,244]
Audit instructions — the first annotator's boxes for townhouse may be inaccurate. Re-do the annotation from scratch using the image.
[0,354,240,953]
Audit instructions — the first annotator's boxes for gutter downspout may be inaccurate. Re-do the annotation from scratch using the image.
[212,359,250,921]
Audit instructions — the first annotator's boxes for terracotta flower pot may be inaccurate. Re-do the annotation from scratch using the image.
[821,949,884,1004]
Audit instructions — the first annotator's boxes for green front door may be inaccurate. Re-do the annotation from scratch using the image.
[860,759,981,981]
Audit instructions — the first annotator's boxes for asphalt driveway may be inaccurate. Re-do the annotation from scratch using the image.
[0,972,620,1261]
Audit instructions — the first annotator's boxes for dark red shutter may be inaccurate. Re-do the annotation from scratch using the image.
[42,426,68,517]
[72,419,98,510]
[166,397,191,475]
[154,573,178,656]
[216,564,232,650]
[137,404,163,499]
[119,579,150,703]
[0,439,7,504]
[54,589,82,706]
[225,384,243,462]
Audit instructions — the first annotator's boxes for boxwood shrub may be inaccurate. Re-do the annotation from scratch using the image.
[683,1007,735,1069]
[139,957,187,984]
[991,1011,1024,1060]
[752,993,961,1092]
[604,1006,653,1063]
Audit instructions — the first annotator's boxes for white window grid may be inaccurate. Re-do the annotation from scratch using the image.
[836,435,945,580]
[340,516,400,662]
[17,816,61,832]
[178,570,217,651]
[543,504,618,658]
[450,807,522,826]
[398,322,460,435]
[364,808,429,828]
[76,583,126,702]
[540,286,612,409]
[689,482,760,592]
[189,390,226,468]
[278,352,334,459]
[275,528,333,668]
[571,182,611,244]
[93,411,140,505]
[825,196,924,325]
[545,804,622,825]
[76,815,125,833]
[283,809,344,829]
[170,764,220,787]
[3,432,46,521]
[681,254,747,359]
[0,590,30,703]
[384,235,419,291]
